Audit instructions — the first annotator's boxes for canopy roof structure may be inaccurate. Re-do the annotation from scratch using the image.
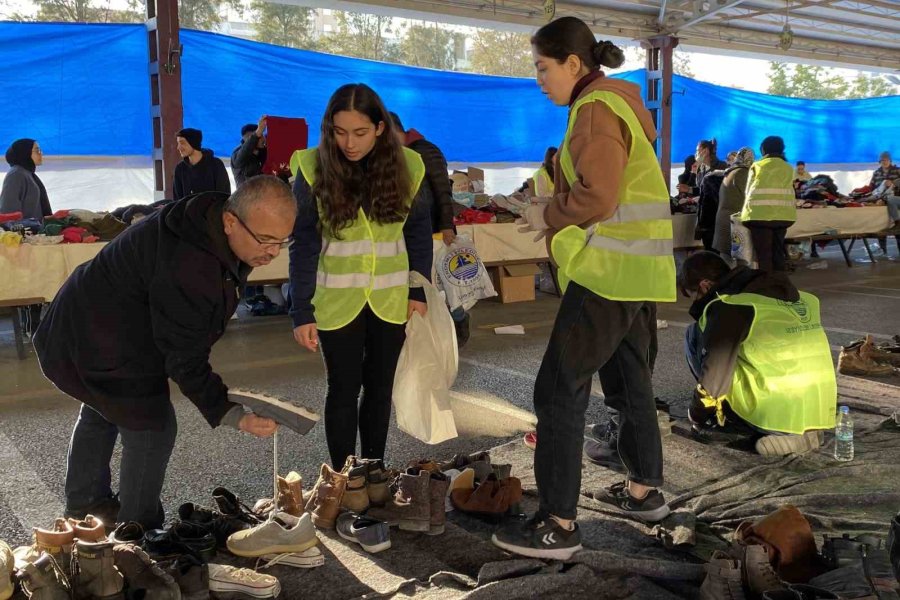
[298,0,900,71]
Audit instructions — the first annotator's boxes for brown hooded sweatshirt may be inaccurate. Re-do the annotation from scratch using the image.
[545,73,659,236]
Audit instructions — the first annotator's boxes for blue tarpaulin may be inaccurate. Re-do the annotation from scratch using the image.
[0,22,896,164]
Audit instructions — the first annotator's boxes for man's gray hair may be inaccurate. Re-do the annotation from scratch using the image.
[224,175,296,221]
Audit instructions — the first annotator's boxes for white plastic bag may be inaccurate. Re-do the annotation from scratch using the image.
[434,234,497,311]
[392,271,459,444]
[730,214,757,267]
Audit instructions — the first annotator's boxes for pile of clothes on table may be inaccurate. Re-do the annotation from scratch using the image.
[449,168,537,226]
[795,174,895,209]
[0,209,129,246]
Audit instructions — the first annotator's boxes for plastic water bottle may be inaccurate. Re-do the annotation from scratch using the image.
[834,406,854,462]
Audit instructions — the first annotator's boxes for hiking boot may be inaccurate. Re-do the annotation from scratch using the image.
[589,481,671,523]
[491,514,582,561]
[450,474,522,518]
[336,513,391,554]
[207,564,280,599]
[69,515,107,543]
[755,431,824,457]
[0,541,13,600]
[583,438,626,473]
[454,313,470,348]
[160,555,208,600]
[253,472,304,519]
[112,543,180,600]
[108,522,144,545]
[741,543,787,595]
[888,512,899,582]
[16,552,71,600]
[700,551,746,600]
[365,460,391,507]
[256,546,324,571]
[341,457,370,514]
[304,464,347,529]
[13,518,75,578]
[367,469,432,532]
[860,334,900,367]
[426,472,450,535]
[226,512,318,558]
[72,540,124,600]
[838,346,896,377]
[65,495,120,530]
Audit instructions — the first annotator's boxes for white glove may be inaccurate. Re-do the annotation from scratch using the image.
[516,199,550,241]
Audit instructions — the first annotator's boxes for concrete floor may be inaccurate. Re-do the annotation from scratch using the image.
[0,245,898,591]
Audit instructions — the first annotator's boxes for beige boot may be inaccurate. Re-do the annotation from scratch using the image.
[755,430,824,457]
[838,345,895,376]
[69,515,107,543]
[367,469,431,532]
[341,457,370,514]
[860,335,900,367]
[14,518,75,578]
[73,540,124,599]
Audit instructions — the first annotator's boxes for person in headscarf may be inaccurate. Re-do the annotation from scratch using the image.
[1,138,52,220]
[712,147,755,259]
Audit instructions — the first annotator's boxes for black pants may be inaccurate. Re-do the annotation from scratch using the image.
[746,222,789,273]
[533,282,662,520]
[318,306,406,469]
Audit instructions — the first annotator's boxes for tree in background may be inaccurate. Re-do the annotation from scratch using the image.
[398,22,454,70]
[767,62,894,99]
[673,50,694,78]
[7,0,141,22]
[250,0,316,50]
[469,29,533,78]
[173,0,241,31]
[319,11,400,63]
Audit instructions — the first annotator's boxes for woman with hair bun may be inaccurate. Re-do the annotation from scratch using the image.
[493,16,676,560]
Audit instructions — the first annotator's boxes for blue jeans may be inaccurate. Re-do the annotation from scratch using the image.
[65,403,177,528]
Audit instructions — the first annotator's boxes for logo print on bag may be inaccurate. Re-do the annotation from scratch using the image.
[777,299,811,323]
[441,246,481,284]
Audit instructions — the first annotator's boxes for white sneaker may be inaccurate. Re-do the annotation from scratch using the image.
[256,546,324,570]
[226,512,318,557]
[208,564,281,599]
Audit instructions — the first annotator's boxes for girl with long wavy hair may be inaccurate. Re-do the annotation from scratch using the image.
[288,83,433,471]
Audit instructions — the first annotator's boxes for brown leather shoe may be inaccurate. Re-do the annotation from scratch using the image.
[367,469,431,532]
[860,334,900,367]
[426,472,450,536]
[14,518,76,577]
[304,464,347,529]
[838,345,895,377]
[450,475,522,517]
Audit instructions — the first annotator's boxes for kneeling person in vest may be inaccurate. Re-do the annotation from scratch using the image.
[289,83,433,470]
[680,252,836,456]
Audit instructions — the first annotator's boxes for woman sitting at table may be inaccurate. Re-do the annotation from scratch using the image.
[1,138,52,220]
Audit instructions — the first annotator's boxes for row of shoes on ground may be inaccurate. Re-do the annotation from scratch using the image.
[838,334,900,377]
[701,543,840,599]
[0,528,281,600]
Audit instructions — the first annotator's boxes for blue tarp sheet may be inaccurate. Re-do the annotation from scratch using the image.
[1,22,897,164]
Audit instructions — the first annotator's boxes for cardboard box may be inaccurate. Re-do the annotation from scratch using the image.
[467,167,485,183]
[489,264,540,303]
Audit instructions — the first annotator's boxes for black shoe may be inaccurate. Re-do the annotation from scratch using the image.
[491,514,582,561]
[590,481,670,523]
[109,521,145,544]
[211,487,264,526]
[888,513,899,583]
[454,313,470,348]
[583,438,626,473]
[143,522,216,563]
[65,493,121,528]
[584,418,618,443]
[178,502,250,550]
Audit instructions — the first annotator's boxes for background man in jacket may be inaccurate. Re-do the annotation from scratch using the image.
[680,251,835,457]
[34,175,296,529]
[231,116,268,187]
[173,127,231,200]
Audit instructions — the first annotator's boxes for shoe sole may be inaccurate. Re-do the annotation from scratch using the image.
[425,524,445,536]
[336,527,392,554]
[491,534,582,561]
[755,430,824,457]
[226,537,318,558]
[208,581,280,599]
[398,519,430,533]
[629,504,671,524]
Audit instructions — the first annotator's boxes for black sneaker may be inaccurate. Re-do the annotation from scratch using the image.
[491,514,582,561]
[454,313,471,348]
[180,501,253,550]
[584,417,618,443]
[583,438,626,473]
[590,481,670,523]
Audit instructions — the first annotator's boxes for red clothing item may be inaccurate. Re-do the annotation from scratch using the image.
[262,116,308,177]
[404,129,425,145]
[0,212,23,223]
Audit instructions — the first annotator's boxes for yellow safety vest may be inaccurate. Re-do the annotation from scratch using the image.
[296,147,426,331]
[741,157,796,223]
[699,292,836,434]
[551,91,676,302]
[532,166,554,197]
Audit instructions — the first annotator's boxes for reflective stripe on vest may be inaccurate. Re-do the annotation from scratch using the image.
[551,90,676,302]
[296,146,425,330]
[740,157,797,222]
[699,291,836,434]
